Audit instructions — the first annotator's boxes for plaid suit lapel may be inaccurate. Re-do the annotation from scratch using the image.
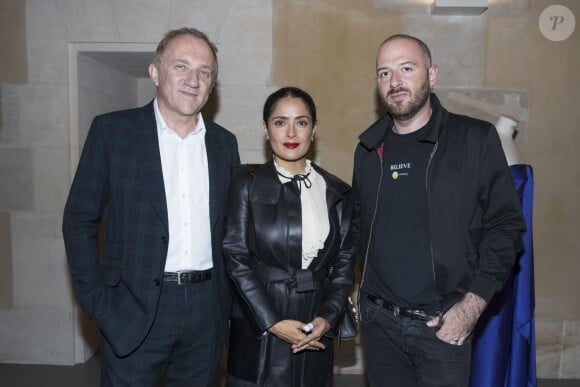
[205,121,223,230]
[132,104,169,232]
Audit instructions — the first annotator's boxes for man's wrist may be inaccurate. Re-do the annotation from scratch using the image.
[462,292,487,318]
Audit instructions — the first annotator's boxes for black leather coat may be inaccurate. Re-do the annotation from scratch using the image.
[223,159,355,387]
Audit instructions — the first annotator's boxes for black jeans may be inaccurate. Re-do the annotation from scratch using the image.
[360,294,471,387]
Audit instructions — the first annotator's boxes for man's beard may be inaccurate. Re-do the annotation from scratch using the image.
[384,78,430,121]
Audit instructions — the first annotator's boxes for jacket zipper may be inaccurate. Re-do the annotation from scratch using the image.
[425,141,442,317]
[358,148,384,310]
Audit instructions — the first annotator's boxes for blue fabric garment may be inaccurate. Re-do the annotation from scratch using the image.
[471,164,537,387]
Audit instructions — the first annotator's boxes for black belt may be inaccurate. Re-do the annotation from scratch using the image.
[252,264,325,293]
[367,295,437,322]
[163,269,212,285]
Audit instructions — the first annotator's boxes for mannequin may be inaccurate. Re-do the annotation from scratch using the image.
[472,115,536,387]
[495,115,524,166]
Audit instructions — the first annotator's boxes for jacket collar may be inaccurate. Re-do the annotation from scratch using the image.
[251,159,349,210]
[358,93,447,150]
[204,118,225,229]
[132,101,168,231]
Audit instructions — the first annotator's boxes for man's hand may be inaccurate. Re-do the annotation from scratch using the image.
[426,292,486,345]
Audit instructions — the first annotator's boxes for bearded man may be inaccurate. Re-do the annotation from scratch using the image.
[352,34,525,387]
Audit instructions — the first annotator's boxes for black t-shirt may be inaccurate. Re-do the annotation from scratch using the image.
[362,124,437,312]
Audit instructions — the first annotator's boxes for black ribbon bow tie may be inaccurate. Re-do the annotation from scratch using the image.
[277,171,312,193]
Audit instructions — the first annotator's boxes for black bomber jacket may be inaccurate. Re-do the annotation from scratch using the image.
[352,93,526,312]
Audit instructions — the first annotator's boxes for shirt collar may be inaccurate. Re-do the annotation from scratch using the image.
[153,97,206,138]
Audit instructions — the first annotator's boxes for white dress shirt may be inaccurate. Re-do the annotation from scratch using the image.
[154,99,213,272]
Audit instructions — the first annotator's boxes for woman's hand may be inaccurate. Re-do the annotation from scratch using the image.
[268,317,331,353]
[268,319,310,345]
[291,316,331,353]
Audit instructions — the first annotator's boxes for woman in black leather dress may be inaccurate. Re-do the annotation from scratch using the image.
[223,87,356,387]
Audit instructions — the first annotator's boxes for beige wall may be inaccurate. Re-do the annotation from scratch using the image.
[485,1,580,377]
[0,0,578,379]
[0,0,27,84]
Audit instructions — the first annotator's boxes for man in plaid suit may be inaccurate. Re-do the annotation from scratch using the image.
[63,27,239,386]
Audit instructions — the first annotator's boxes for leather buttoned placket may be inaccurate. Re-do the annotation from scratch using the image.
[283,182,303,271]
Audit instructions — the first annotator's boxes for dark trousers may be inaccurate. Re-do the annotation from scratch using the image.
[100,279,222,387]
[360,294,471,387]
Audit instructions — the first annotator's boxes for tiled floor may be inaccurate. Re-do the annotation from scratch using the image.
[0,355,578,387]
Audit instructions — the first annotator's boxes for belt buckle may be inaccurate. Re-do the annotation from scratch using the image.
[177,270,185,285]
[393,305,400,318]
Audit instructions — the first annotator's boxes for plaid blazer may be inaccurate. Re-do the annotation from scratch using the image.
[63,101,240,356]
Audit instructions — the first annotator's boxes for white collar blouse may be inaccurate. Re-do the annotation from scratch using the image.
[274,159,330,269]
